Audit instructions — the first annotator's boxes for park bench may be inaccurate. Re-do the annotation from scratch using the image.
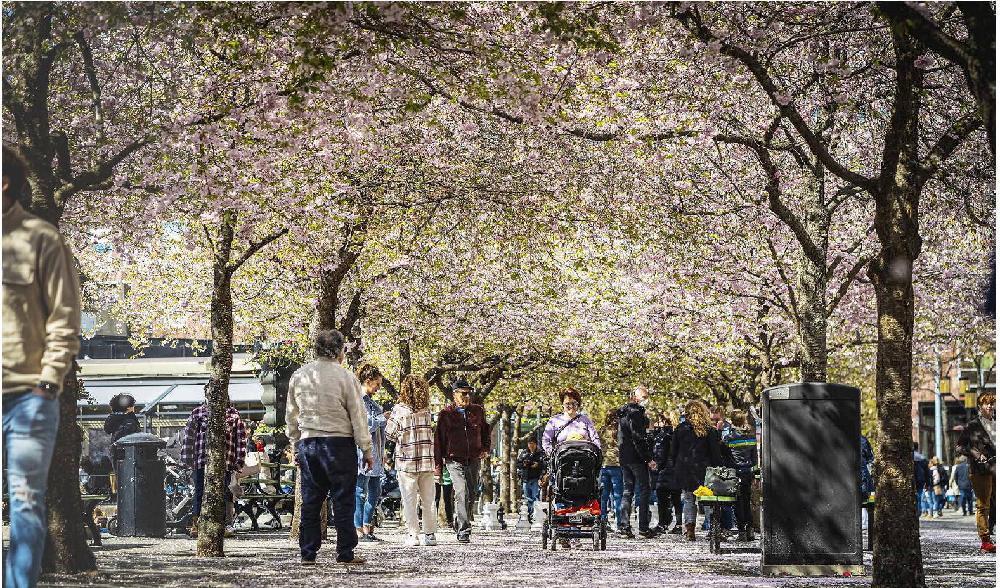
[235,462,295,531]
[697,494,737,554]
[81,493,112,546]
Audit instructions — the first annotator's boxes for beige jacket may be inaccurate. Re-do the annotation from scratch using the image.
[2,202,81,394]
[285,358,372,457]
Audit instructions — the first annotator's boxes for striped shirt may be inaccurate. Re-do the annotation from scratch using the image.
[385,403,435,473]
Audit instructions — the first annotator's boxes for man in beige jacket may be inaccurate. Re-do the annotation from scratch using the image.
[2,145,81,587]
[286,329,373,565]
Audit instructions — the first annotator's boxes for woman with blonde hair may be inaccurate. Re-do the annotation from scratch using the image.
[386,374,437,547]
[670,400,723,541]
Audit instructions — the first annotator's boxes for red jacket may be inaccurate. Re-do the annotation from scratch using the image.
[434,403,491,468]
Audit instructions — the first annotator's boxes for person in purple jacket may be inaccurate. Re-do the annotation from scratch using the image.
[542,388,601,455]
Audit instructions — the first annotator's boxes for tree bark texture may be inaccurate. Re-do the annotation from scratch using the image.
[499,405,514,512]
[795,171,830,383]
[197,213,237,557]
[870,27,926,588]
[41,365,96,575]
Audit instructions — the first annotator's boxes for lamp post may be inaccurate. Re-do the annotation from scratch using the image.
[934,358,946,460]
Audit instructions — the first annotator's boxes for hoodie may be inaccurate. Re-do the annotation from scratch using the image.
[617,403,652,465]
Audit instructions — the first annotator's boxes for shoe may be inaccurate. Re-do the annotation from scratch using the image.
[638,529,657,539]
[423,533,437,546]
[224,525,236,538]
[457,535,470,544]
[337,556,367,565]
[358,534,376,543]
[736,530,749,542]
[981,540,996,553]
[365,533,383,542]
[300,557,316,566]
[559,538,571,548]
[405,533,420,547]
[668,525,683,535]
[684,523,696,542]
[616,528,635,539]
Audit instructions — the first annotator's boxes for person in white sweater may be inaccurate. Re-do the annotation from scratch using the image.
[386,374,438,547]
[286,329,373,565]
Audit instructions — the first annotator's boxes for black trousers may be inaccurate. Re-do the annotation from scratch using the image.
[435,483,454,525]
[297,437,358,562]
[621,463,652,532]
[655,487,682,528]
[735,474,753,531]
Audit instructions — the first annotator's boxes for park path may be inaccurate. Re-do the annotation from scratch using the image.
[37,509,994,587]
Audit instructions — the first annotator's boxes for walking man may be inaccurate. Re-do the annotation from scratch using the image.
[516,437,546,519]
[434,378,491,543]
[180,389,248,538]
[2,145,82,587]
[618,385,657,538]
[286,329,373,564]
[957,392,996,553]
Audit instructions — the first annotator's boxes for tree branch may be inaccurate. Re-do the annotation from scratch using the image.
[228,228,289,274]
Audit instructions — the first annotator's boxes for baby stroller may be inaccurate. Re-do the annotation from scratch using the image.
[541,440,607,551]
[374,469,402,527]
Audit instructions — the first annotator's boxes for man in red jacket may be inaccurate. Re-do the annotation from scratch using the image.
[434,378,491,543]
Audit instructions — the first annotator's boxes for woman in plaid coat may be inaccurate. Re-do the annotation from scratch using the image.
[386,374,437,547]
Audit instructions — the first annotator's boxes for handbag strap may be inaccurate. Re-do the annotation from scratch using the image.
[553,414,581,445]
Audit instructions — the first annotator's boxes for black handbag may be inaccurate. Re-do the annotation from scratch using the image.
[704,466,740,496]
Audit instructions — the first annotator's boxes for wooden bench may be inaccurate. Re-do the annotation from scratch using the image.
[81,494,111,546]
[697,495,737,554]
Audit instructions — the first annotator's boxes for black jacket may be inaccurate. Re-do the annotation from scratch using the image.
[651,426,677,490]
[618,403,652,465]
[670,420,723,492]
[913,452,932,491]
[956,417,996,476]
[721,428,758,474]
[104,412,141,443]
[516,448,546,481]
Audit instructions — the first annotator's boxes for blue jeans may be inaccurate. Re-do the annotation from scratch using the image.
[599,466,624,529]
[960,487,975,515]
[354,474,382,528]
[702,505,735,531]
[3,391,60,588]
[522,478,540,514]
[297,437,358,562]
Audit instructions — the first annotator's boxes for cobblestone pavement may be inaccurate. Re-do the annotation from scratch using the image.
[35,509,994,587]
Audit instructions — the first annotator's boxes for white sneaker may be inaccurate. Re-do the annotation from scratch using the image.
[423,533,437,546]
[405,533,420,547]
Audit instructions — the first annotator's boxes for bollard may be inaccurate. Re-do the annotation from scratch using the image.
[479,502,502,531]
[530,501,549,533]
[514,498,532,533]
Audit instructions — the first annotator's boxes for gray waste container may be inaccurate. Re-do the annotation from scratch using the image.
[114,432,167,537]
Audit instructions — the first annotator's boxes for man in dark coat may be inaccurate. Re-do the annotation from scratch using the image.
[957,392,996,553]
[434,378,491,544]
[651,419,682,534]
[617,385,657,538]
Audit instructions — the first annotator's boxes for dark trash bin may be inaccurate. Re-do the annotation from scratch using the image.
[114,432,167,537]
[761,383,862,576]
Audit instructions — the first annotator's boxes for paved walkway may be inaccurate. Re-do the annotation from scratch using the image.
[37,510,994,587]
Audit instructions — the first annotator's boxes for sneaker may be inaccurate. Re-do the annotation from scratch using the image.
[405,533,420,547]
[365,533,384,542]
[616,528,635,539]
[423,533,437,546]
[981,540,996,553]
[337,556,367,565]
[358,534,376,543]
[300,557,316,566]
[668,525,683,535]
[638,529,657,539]
[457,535,471,544]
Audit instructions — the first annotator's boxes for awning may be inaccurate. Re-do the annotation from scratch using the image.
[80,378,263,407]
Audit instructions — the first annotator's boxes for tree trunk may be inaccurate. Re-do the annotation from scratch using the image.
[870,27,926,588]
[399,338,412,383]
[41,364,97,575]
[197,214,237,557]
[796,180,830,383]
[499,405,513,512]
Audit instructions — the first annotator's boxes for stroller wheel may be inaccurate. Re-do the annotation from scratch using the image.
[541,522,548,549]
[592,529,600,551]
